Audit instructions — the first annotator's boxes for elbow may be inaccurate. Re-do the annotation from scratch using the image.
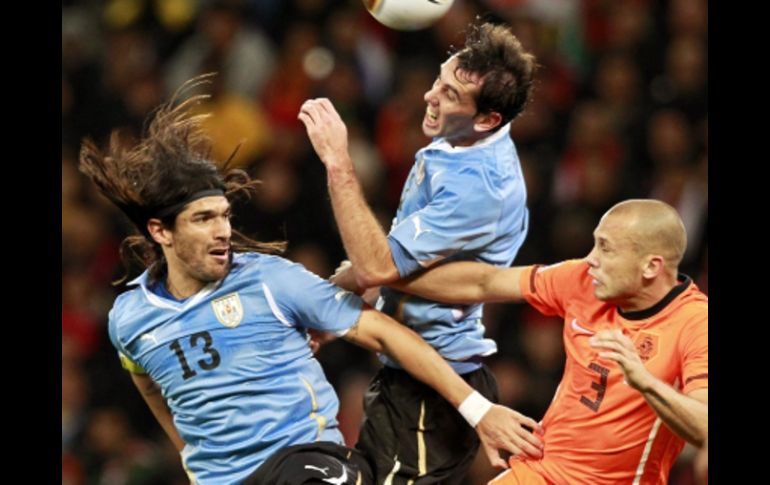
[693,401,709,447]
[694,424,708,448]
[688,430,707,449]
[685,407,708,447]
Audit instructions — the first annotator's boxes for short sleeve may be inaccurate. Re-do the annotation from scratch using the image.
[261,257,365,336]
[388,164,503,276]
[108,303,147,374]
[520,260,587,318]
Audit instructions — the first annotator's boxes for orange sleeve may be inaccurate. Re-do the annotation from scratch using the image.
[519,259,587,318]
[679,305,708,394]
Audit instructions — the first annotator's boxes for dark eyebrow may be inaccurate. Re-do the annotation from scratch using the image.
[191,210,216,218]
[191,206,231,218]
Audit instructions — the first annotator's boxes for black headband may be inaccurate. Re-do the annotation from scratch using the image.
[154,189,225,219]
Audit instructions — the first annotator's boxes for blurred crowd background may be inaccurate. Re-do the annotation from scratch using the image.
[62,0,708,483]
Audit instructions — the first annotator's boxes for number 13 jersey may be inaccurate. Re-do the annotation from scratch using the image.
[108,253,364,484]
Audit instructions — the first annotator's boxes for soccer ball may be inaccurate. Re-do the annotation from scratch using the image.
[363,0,455,31]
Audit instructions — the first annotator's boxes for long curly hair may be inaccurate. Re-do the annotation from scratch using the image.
[79,74,286,284]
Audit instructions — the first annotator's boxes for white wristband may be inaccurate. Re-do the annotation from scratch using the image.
[458,391,493,428]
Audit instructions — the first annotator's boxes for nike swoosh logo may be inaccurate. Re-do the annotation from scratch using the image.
[322,466,348,485]
[570,318,595,336]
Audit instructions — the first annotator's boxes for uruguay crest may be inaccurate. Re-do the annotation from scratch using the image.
[211,293,243,328]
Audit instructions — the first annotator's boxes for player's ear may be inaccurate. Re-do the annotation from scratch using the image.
[641,254,665,280]
[473,111,502,133]
[147,218,173,246]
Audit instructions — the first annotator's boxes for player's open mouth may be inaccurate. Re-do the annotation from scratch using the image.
[424,109,439,129]
[209,248,229,263]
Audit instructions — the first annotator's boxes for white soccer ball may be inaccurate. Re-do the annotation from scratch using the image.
[363,0,455,31]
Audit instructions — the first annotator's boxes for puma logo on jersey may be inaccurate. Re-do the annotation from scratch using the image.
[334,290,349,301]
[322,466,348,484]
[304,464,349,484]
[305,465,329,475]
[140,331,159,345]
[570,318,595,336]
[412,216,432,240]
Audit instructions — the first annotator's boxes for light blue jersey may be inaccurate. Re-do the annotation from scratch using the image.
[381,124,528,374]
[108,253,364,484]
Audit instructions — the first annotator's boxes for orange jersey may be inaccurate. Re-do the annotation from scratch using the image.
[516,260,708,485]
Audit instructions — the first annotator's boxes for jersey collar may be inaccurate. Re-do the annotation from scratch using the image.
[128,270,222,312]
[619,274,693,321]
[428,122,512,153]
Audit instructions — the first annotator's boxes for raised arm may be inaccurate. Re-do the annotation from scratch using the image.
[391,261,527,304]
[344,306,543,467]
[299,98,399,288]
[130,373,186,452]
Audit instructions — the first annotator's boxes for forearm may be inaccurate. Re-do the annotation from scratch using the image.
[347,308,472,407]
[591,330,708,447]
[346,308,547,464]
[132,375,186,451]
[393,262,524,303]
[639,381,708,447]
[327,165,399,287]
[146,396,186,452]
[383,326,472,407]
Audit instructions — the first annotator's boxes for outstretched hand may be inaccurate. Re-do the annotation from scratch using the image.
[476,405,544,469]
[590,329,653,391]
[298,98,351,171]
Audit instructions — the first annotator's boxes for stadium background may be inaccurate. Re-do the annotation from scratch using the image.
[61,0,708,483]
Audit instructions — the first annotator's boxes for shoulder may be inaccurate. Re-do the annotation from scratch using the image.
[230,252,294,276]
[532,259,589,282]
[107,286,145,346]
[525,259,594,301]
[236,252,322,287]
[110,286,145,320]
[675,284,708,328]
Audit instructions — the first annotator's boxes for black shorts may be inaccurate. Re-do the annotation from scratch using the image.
[244,441,374,485]
[355,364,499,485]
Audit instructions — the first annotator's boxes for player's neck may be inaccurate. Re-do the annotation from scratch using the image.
[619,273,680,313]
[448,131,488,148]
[166,271,205,299]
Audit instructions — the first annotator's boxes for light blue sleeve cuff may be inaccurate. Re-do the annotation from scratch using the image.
[388,236,422,278]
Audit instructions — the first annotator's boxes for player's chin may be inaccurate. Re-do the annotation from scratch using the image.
[593,287,610,301]
[204,262,230,281]
[422,118,439,137]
